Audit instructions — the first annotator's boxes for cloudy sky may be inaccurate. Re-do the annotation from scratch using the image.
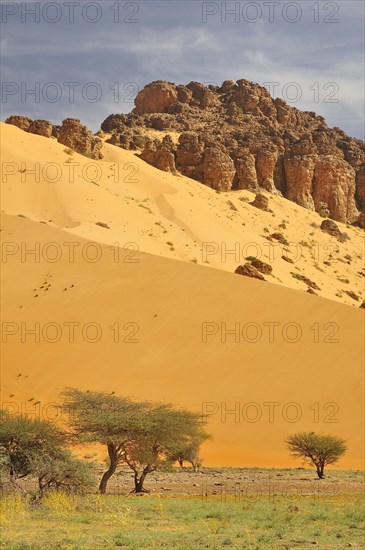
[1,0,364,138]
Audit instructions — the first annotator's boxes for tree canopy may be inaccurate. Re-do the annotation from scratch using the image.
[62,388,211,493]
[286,431,347,478]
[0,410,96,495]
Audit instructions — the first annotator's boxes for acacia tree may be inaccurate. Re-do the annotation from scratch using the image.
[32,450,96,495]
[61,388,151,494]
[120,404,210,492]
[171,434,211,471]
[0,410,95,495]
[286,431,347,478]
[0,410,64,488]
[62,389,211,494]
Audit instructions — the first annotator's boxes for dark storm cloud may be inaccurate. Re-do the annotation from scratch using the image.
[1,1,363,138]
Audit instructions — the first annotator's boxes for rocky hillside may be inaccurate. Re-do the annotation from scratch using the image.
[5,78,365,226]
[100,79,365,225]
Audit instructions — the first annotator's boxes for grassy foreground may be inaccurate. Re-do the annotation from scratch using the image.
[1,491,364,549]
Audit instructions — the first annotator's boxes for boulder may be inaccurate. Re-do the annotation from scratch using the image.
[250,193,269,211]
[202,146,235,190]
[140,136,176,172]
[250,259,273,275]
[320,219,342,238]
[235,263,266,281]
[28,119,53,138]
[134,81,178,114]
[5,115,33,131]
[57,118,103,160]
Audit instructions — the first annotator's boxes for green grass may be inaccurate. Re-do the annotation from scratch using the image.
[1,492,364,549]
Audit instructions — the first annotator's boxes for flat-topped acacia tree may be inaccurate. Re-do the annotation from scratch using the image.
[121,404,211,492]
[61,388,146,494]
[286,431,347,479]
[61,388,210,494]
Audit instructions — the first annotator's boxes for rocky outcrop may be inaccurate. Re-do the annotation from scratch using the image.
[284,138,317,211]
[357,211,365,229]
[6,77,364,224]
[355,164,365,211]
[250,259,273,275]
[134,81,179,114]
[291,273,321,291]
[312,156,357,223]
[232,148,258,190]
[250,193,269,211]
[320,219,343,239]
[175,133,204,181]
[5,115,33,131]
[106,129,146,150]
[345,290,359,302]
[202,145,235,190]
[5,114,103,160]
[28,119,53,138]
[140,136,176,172]
[256,146,279,191]
[235,263,266,281]
[101,78,365,225]
[57,118,103,160]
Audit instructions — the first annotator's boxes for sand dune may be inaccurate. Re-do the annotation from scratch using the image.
[1,122,364,307]
[1,215,363,468]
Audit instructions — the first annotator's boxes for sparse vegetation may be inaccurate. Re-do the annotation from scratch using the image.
[0,401,361,549]
[0,480,363,549]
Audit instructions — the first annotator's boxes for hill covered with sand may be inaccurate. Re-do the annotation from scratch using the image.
[1,100,364,469]
[1,122,364,307]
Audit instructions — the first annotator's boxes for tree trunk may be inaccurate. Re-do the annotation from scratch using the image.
[178,458,184,468]
[134,473,149,493]
[99,444,118,494]
[316,464,325,479]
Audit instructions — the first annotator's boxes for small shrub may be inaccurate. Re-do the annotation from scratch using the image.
[42,491,77,516]
[0,494,29,527]
[339,232,350,242]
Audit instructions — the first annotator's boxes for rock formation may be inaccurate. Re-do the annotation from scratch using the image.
[57,119,103,160]
[28,119,53,138]
[5,116,103,160]
[250,193,269,211]
[101,78,365,225]
[5,77,364,224]
[320,219,343,239]
[5,115,33,131]
[140,136,176,172]
[235,263,266,281]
